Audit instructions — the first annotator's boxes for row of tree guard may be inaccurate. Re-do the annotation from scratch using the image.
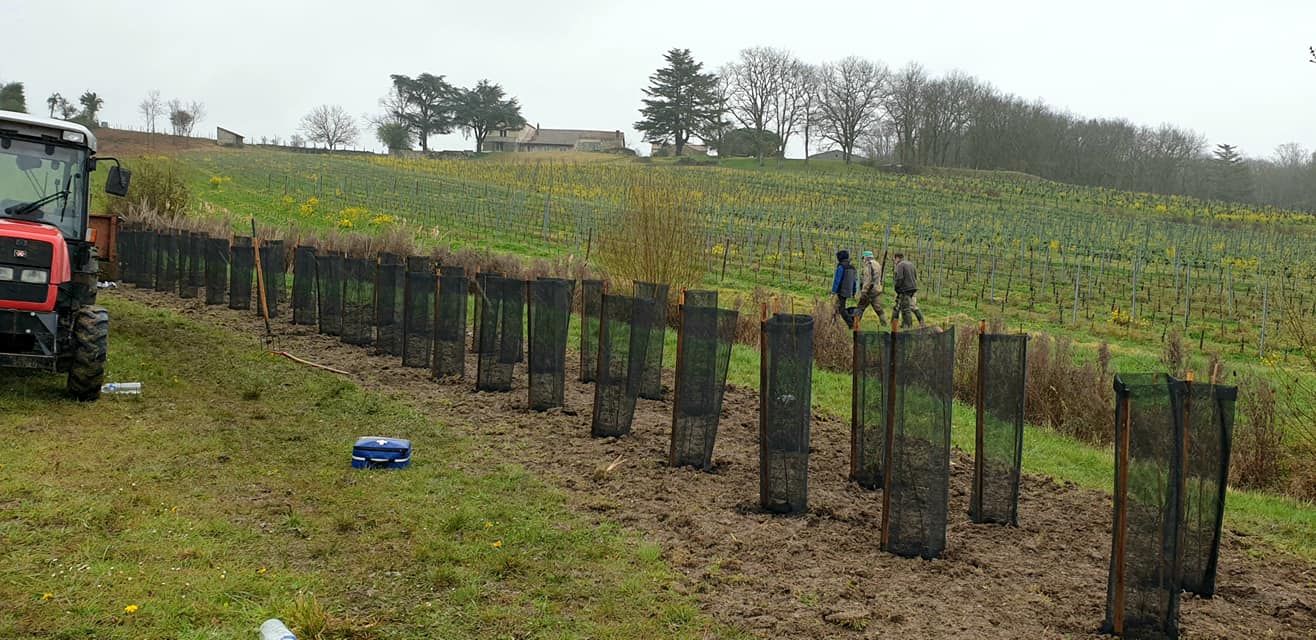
[117,225,1236,639]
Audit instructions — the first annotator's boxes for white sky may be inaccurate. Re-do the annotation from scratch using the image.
[5,0,1314,158]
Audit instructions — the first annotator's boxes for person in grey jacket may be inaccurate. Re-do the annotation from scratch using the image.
[893,253,926,328]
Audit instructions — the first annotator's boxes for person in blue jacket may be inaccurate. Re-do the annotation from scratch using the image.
[831,249,858,323]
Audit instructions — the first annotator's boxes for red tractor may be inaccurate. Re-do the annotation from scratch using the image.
[0,110,131,400]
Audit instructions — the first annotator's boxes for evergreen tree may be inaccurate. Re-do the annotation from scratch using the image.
[0,82,27,113]
[1210,143,1253,203]
[454,80,526,153]
[635,48,718,156]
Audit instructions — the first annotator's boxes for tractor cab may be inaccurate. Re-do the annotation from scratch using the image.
[0,110,131,400]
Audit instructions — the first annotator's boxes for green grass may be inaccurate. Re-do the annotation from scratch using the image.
[0,299,743,639]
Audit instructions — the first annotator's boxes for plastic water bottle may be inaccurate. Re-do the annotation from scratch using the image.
[260,619,297,640]
[101,382,142,395]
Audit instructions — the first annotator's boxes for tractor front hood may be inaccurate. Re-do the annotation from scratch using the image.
[0,218,70,312]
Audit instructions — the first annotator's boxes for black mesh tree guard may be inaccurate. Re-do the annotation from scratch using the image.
[402,267,435,369]
[579,279,604,383]
[851,330,890,490]
[1179,380,1236,598]
[316,253,345,336]
[116,226,133,284]
[341,256,376,346]
[971,332,1029,526]
[177,232,193,298]
[476,275,524,392]
[1104,374,1186,639]
[634,281,669,400]
[292,245,317,325]
[591,294,657,438]
[228,236,254,310]
[881,328,954,559]
[433,267,468,378]
[528,278,574,410]
[759,313,814,514]
[204,236,228,305]
[471,271,495,355]
[156,231,179,293]
[140,229,158,289]
[375,253,404,355]
[181,233,205,299]
[670,292,737,470]
[257,239,284,318]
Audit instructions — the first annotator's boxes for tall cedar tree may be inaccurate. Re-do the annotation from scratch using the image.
[388,73,458,152]
[635,49,718,156]
[455,80,526,153]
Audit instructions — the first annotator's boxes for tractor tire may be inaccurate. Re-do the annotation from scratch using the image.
[67,306,109,402]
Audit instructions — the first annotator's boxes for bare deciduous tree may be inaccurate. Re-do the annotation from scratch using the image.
[299,104,359,152]
[884,62,927,166]
[187,100,206,134]
[770,54,812,160]
[727,47,783,164]
[138,90,163,133]
[815,56,888,164]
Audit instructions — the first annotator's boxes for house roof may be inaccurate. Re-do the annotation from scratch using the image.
[217,126,243,138]
[528,129,622,146]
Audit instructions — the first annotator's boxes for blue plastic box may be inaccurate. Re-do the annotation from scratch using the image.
[351,437,412,470]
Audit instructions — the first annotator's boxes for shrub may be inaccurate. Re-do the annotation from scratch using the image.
[1233,375,1284,491]
[107,156,191,218]
[596,180,707,295]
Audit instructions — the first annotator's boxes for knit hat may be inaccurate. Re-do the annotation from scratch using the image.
[862,250,874,258]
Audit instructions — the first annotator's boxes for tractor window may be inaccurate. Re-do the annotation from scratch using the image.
[0,138,88,239]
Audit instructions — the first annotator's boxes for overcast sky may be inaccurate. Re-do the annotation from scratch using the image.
[5,0,1314,158]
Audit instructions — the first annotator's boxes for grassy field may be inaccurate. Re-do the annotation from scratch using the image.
[0,299,737,639]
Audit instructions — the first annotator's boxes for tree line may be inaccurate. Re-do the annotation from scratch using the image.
[636,47,1316,211]
[293,74,527,154]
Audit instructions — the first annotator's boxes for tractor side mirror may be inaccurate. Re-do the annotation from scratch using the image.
[105,165,131,197]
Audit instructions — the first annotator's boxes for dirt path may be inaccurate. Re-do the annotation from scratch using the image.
[112,288,1316,639]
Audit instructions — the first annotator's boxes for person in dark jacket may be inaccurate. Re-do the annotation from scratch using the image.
[831,250,858,323]
[892,253,926,328]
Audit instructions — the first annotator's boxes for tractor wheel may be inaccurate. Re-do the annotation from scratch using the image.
[67,306,109,402]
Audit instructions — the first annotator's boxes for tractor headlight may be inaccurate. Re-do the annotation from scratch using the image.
[0,267,12,280]
[19,269,48,284]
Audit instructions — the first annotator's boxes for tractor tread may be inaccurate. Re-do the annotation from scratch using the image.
[67,306,109,401]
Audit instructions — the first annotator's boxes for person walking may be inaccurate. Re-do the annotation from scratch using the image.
[831,249,858,323]
[853,250,887,325]
[893,252,926,328]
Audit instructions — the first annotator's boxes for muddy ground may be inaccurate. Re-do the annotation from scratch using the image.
[113,287,1316,639]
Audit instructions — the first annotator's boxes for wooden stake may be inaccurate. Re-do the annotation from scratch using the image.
[250,219,273,347]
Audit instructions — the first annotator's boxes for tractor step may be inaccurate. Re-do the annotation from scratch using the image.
[0,352,56,371]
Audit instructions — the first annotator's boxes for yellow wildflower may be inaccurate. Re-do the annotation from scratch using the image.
[491,540,503,549]
[124,604,139,614]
